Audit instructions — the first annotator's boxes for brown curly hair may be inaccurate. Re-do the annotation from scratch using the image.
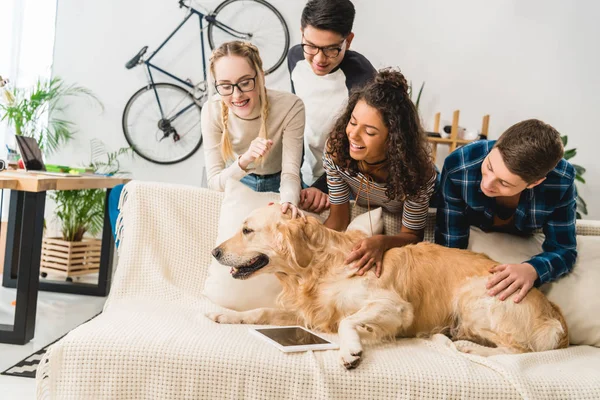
[326,68,434,200]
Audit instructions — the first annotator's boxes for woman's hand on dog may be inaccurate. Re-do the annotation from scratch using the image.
[345,235,387,277]
[486,263,538,303]
[281,202,305,220]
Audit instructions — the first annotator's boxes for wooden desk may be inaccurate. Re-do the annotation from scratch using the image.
[0,172,129,345]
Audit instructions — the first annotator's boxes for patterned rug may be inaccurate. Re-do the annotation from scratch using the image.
[1,313,100,379]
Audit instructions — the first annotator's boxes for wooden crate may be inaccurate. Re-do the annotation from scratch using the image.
[40,237,102,278]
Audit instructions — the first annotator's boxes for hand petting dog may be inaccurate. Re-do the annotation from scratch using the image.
[345,235,386,277]
[487,263,538,303]
[280,202,305,220]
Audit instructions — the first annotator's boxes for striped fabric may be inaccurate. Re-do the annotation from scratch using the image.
[323,153,436,231]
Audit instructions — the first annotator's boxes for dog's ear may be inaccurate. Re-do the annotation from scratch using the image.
[277,219,313,268]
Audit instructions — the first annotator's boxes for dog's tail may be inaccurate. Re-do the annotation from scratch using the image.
[529,301,569,351]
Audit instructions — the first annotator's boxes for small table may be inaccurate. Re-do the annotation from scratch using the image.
[0,172,129,344]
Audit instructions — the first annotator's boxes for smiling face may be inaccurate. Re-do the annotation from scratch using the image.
[480,148,545,197]
[213,55,260,119]
[301,25,353,76]
[346,100,389,163]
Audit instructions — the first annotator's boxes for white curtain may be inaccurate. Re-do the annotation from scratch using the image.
[0,0,57,219]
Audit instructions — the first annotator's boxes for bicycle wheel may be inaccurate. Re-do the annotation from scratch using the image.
[208,0,290,75]
[122,83,203,165]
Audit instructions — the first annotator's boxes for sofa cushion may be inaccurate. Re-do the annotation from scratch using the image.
[202,180,283,311]
[202,180,383,311]
[468,227,600,347]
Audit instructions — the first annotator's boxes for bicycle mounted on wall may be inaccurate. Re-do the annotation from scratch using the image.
[123,0,290,164]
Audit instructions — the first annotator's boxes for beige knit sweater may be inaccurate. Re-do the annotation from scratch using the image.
[201,89,305,205]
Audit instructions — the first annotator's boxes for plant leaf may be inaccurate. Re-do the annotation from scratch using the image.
[563,149,576,160]
[573,164,586,176]
[415,81,425,110]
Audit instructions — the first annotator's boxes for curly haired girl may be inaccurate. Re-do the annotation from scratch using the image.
[323,68,437,275]
[202,41,305,217]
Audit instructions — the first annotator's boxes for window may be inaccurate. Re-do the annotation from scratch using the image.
[0,0,57,219]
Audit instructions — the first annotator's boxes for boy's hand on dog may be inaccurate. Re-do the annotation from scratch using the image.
[345,235,386,278]
[299,187,330,213]
[487,263,538,303]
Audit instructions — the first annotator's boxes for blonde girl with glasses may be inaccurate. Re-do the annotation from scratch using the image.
[202,41,306,218]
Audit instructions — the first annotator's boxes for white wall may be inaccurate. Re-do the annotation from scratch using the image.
[52,0,600,218]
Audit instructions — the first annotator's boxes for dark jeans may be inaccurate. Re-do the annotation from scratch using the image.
[240,171,281,193]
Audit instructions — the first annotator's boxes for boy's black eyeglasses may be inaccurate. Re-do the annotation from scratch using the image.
[301,39,345,58]
[215,75,257,95]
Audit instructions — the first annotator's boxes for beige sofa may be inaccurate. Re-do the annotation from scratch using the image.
[36,181,600,399]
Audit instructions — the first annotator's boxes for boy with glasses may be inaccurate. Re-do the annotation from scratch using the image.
[288,0,376,213]
[435,119,578,304]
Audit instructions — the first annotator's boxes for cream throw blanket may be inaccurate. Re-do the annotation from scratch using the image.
[37,181,600,399]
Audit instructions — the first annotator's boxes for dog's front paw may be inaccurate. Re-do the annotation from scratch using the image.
[205,311,245,324]
[339,345,363,370]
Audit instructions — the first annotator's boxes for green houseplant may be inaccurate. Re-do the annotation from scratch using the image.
[0,77,102,153]
[561,135,587,218]
[408,81,425,110]
[51,139,132,242]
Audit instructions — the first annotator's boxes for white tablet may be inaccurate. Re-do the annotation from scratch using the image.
[249,326,339,353]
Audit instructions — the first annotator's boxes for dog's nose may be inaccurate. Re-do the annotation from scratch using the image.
[212,247,222,260]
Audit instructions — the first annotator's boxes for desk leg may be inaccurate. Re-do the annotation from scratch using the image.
[0,191,46,345]
[2,190,24,286]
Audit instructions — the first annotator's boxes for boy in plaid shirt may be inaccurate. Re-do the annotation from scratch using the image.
[435,119,577,303]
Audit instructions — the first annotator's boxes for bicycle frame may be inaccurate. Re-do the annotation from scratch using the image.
[143,3,251,121]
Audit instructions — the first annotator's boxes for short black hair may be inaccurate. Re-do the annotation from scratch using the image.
[301,0,356,37]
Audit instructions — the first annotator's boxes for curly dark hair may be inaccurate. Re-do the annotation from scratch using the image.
[326,68,434,200]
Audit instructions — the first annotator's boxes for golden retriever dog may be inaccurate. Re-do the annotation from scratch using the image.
[207,205,568,369]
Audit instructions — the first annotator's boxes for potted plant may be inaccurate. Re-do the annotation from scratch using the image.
[0,76,102,154]
[40,140,132,281]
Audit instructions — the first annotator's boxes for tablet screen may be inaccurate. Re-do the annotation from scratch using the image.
[255,327,330,347]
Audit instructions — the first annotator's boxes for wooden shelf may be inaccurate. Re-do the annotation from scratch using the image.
[427,111,490,163]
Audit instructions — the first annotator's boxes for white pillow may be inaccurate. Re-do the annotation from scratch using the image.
[467,227,600,347]
[203,179,383,311]
[542,236,600,347]
[346,207,383,236]
[467,227,544,264]
[203,180,284,311]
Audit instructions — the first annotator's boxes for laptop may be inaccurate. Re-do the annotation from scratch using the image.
[15,136,81,177]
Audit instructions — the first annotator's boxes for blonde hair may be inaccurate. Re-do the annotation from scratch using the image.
[209,41,269,162]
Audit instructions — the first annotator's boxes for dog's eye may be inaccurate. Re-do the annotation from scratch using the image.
[242,228,254,235]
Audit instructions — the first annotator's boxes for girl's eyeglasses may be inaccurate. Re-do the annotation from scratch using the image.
[215,75,257,95]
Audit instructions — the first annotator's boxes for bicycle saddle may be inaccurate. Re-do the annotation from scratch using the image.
[126,46,148,69]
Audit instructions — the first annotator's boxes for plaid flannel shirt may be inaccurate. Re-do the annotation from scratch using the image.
[435,140,577,285]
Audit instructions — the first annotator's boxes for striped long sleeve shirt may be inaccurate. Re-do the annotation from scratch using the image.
[323,153,437,231]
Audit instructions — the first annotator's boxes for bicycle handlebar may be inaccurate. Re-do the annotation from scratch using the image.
[178,0,211,14]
